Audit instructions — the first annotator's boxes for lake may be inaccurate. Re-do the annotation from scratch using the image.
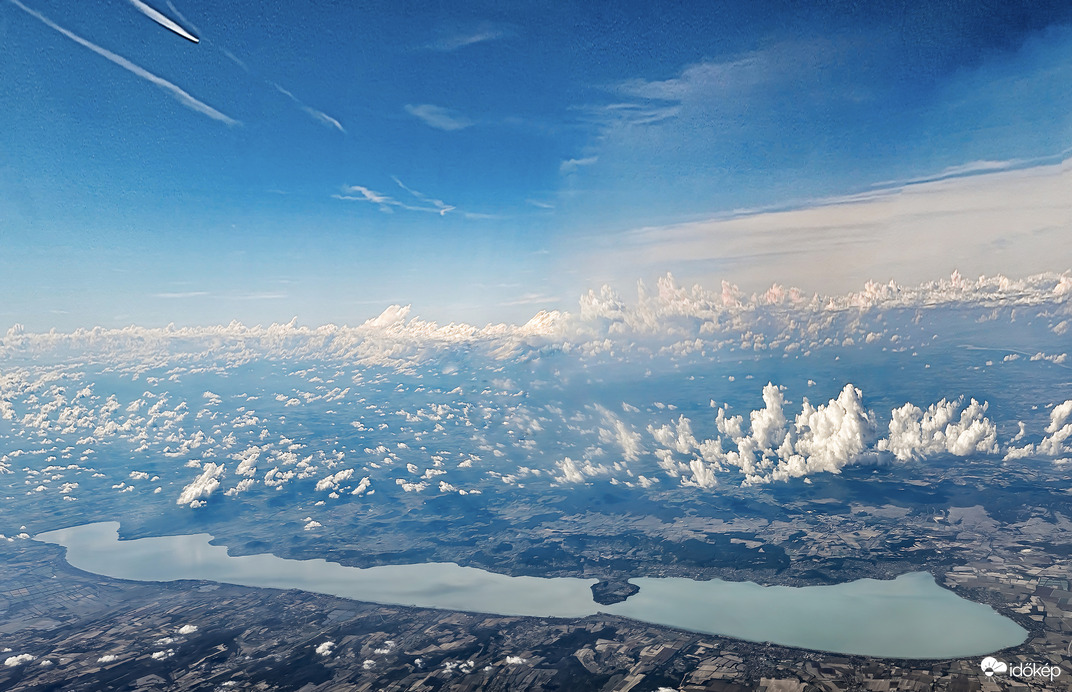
[34,522,1026,659]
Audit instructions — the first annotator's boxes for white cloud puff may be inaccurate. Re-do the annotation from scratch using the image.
[176,462,224,506]
[1038,399,1072,456]
[554,456,610,483]
[351,476,371,495]
[4,653,35,667]
[770,384,876,481]
[877,397,998,461]
[691,383,878,484]
[314,468,354,492]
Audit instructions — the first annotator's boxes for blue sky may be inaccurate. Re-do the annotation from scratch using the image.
[2,0,1071,329]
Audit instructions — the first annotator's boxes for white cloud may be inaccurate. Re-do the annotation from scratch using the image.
[9,0,238,126]
[404,104,473,131]
[177,624,198,634]
[597,407,642,462]
[176,462,224,506]
[334,181,455,216]
[560,156,598,174]
[4,653,35,667]
[580,161,1072,298]
[769,384,876,481]
[315,641,334,656]
[1038,400,1072,456]
[315,468,354,492]
[556,457,586,483]
[97,654,118,663]
[878,398,998,461]
[650,384,998,485]
[426,25,508,51]
[272,83,345,133]
[391,177,455,216]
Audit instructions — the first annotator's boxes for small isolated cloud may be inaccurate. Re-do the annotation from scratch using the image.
[426,24,509,51]
[315,641,334,656]
[177,624,198,635]
[560,156,598,174]
[315,468,353,492]
[4,653,35,667]
[97,654,118,663]
[405,104,473,131]
[151,649,174,660]
[176,462,224,506]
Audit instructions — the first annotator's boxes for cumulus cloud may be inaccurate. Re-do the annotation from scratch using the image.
[177,624,198,635]
[771,384,876,481]
[4,653,35,667]
[315,641,334,656]
[315,468,354,492]
[877,397,998,461]
[553,456,610,484]
[1038,399,1072,456]
[176,462,224,506]
[597,407,642,462]
[684,383,879,484]
[556,457,585,483]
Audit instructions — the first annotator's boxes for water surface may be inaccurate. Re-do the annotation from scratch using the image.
[35,522,1026,659]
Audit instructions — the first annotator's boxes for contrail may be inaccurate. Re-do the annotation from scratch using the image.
[127,0,199,43]
[272,83,346,134]
[8,0,237,125]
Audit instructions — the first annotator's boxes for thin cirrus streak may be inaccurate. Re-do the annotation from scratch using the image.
[126,0,198,43]
[272,83,346,134]
[8,0,237,126]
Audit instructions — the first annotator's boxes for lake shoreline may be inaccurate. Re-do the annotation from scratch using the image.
[34,521,1028,660]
